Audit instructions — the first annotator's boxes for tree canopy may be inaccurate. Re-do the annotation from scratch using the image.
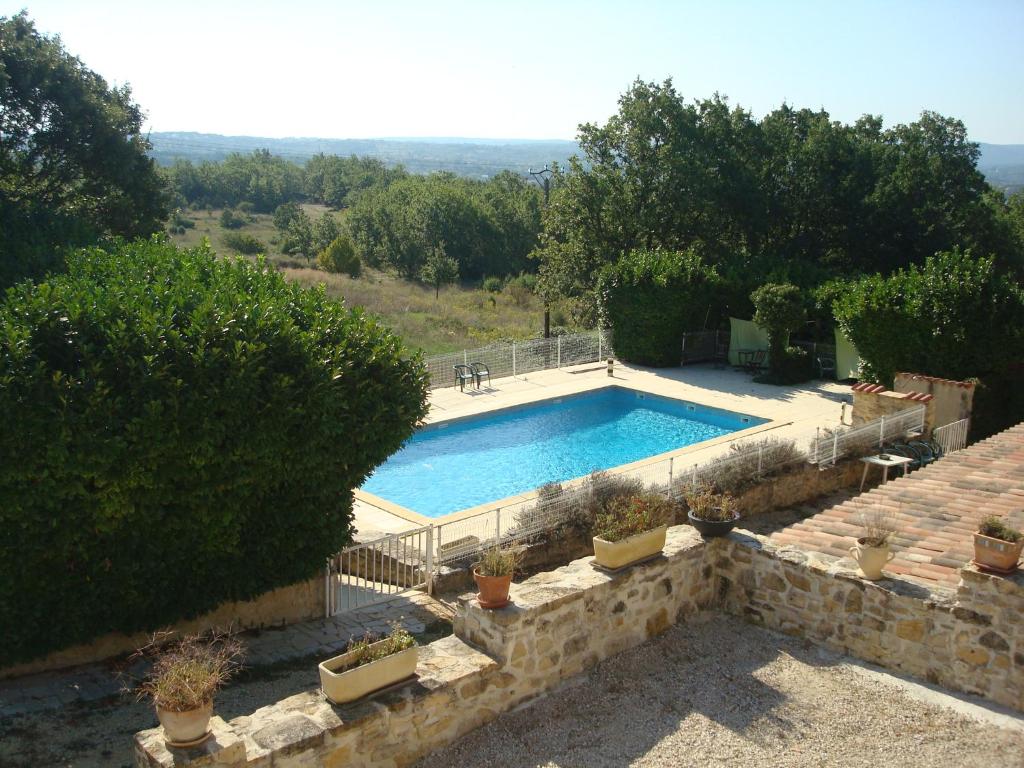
[0,12,167,287]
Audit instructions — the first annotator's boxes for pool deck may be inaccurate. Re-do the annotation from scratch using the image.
[353,362,851,537]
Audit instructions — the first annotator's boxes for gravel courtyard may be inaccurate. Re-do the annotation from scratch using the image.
[417,614,1024,768]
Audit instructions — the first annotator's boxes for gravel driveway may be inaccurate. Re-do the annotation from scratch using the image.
[416,614,1024,768]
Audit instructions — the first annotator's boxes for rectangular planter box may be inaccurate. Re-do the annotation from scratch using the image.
[319,642,418,704]
[593,525,668,570]
[974,532,1023,573]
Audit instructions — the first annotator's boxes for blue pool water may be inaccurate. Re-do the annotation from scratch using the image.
[361,387,765,517]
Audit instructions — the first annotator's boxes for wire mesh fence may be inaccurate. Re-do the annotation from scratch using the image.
[422,330,611,390]
[807,405,927,467]
[933,418,970,454]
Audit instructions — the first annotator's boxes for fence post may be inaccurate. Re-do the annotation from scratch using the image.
[557,335,562,368]
[832,431,839,465]
[879,416,885,448]
[668,456,674,492]
[598,330,602,361]
[512,342,516,378]
[495,507,502,543]
[757,446,764,474]
[324,558,331,618]
[425,525,434,595]
[813,427,819,464]
[464,350,468,366]
[691,464,698,486]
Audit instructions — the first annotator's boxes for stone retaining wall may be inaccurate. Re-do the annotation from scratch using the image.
[714,534,1023,711]
[135,527,1024,767]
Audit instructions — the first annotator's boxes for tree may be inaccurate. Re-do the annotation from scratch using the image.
[312,212,341,253]
[282,210,314,262]
[420,244,459,298]
[0,12,167,287]
[273,201,302,231]
[751,283,807,380]
[318,234,361,277]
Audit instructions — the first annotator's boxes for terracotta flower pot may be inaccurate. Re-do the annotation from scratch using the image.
[850,538,893,580]
[973,532,1023,573]
[473,568,513,609]
[156,701,213,747]
[688,510,739,539]
[592,525,668,570]
[319,642,418,705]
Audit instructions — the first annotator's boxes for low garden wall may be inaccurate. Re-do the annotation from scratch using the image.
[134,526,1023,767]
[2,577,325,680]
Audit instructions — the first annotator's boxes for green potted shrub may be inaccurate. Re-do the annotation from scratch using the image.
[131,631,244,747]
[473,545,524,609]
[849,509,897,580]
[974,516,1023,573]
[685,486,740,538]
[592,493,675,570]
[319,624,417,705]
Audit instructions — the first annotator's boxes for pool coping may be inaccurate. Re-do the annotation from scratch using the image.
[354,380,790,527]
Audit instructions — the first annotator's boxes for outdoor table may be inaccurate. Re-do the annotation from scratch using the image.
[859,453,914,491]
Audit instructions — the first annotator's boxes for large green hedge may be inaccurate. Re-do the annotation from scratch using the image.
[0,239,429,665]
[598,249,719,367]
[832,249,1024,385]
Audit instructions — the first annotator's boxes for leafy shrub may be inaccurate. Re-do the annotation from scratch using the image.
[751,282,807,381]
[318,234,361,277]
[505,274,535,306]
[593,493,675,541]
[219,208,247,229]
[511,472,644,542]
[598,248,719,367]
[171,210,195,230]
[222,231,266,255]
[482,276,504,293]
[341,625,416,669]
[0,239,429,665]
[832,249,1024,386]
[978,516,1022,543]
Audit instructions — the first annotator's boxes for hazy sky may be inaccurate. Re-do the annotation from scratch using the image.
[17,0,1024,143]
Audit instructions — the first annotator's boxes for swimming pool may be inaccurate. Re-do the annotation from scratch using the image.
[361,386,766,518]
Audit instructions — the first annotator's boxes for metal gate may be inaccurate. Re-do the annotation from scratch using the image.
[325,525,434,616]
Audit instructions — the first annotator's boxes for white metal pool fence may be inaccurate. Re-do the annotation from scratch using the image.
[328,404,933,615]
[933,418,970,454]
[422,329,612,390]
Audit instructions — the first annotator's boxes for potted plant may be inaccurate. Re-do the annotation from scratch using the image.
[849,509,897,580]
[686,487,740,538]
[319,624,417,705]
[473,545,524,609]
[973,516,1023,573]
[131,631,244,747]
[592,493,674,570]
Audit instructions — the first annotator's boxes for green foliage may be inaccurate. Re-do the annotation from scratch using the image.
[535,78,1020,306]
[282,210,314,261]
[683,487,738,522]
[482,276,505,293]
[221,231,266,255]
[598,248,719,367]
[978,516,1022,544]
[593,493,677,542]
[751,282,808,381]
[0,12,168,288]
[419,245,460,299]
[163,150,305,212]
[318,234,361,277]
[341,625,416,669]
[273,201,303,231]
[219,208,248,229]
[474,545,524,577]
[312,212,342,253]
[832,249,1024,385]
[0,239,429,665]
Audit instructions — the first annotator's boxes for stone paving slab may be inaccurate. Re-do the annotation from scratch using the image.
[0,591,451,719]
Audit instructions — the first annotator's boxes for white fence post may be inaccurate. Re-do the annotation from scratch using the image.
[668,456,674,491]
[495,507,501,543]
[831,431,839,465]
[324,559,331,618]
[557,335,561,368]
[464,350,468,366]
[425,525,434,595]
[512,342,516,378]
[879,415,886,448]
[598,331,602,361]
[757,445,764,474]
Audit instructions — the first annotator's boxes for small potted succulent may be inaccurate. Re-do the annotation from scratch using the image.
[686,486,740,538]
[592,493,675,570]
[473,545,524,609]
[319,624,418,705]
[130,631,244,747]
[973,516,1023,573]
[849,509,897,580]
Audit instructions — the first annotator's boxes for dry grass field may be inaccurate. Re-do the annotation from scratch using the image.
[168,207,571,354]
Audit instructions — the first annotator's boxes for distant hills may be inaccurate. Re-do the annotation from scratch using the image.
[147,132,580,178]
[147,132,1024,192]
[978,143,1024,194]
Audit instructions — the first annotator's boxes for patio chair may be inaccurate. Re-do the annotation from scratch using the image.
[453,364,475,391]
[737,349,766,373]
[816,354,837,379]
[469,362,491,389]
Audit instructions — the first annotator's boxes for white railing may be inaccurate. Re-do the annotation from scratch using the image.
[325,525,433,616]
[422,329,611,390]
[808,405,927,467]
[933,418,970,454]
